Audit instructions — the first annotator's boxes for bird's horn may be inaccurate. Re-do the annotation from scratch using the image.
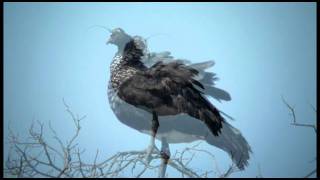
[87,25,112,33]
[145,33,171,41]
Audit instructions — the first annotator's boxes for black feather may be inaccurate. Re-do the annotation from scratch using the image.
[117,40,224,136]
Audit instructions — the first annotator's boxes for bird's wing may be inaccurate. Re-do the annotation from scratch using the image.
[146,51,191,66]
[132,35,231,102]
[118,61,224,136]
[118,61,202,111]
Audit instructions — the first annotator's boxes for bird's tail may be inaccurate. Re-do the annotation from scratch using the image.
[205,121,252,170]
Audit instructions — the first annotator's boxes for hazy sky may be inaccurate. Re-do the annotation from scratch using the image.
[4,2,316,177]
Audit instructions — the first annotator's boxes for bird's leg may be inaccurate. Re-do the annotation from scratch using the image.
[145,111,159,163]
[158,138,170,178]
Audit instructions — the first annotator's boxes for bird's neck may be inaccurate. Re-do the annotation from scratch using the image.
[116,45,126,54]
[110,37,147,89]
[109,55,143,90]
[116,36,133,53]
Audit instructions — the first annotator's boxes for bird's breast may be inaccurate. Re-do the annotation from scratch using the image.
[110,55,140,89]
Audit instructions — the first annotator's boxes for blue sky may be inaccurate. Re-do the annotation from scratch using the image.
[4,2,316,177]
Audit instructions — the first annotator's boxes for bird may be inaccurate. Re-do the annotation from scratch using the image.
[106,28,251,170]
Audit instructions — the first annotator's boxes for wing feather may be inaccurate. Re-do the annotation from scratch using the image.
[118,61,224,136]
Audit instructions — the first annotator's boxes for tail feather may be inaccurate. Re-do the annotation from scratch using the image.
[205,121,252,170]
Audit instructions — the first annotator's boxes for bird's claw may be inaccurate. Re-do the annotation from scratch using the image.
[160,150,170,165]
[160,150,170,160]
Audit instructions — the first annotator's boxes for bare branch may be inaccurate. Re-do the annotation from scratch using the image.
[282,96,317,133]
[282,96,317,178]
[304,169,317,178]
[5,101,240,178]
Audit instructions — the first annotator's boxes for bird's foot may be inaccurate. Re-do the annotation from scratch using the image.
[158,148,170,178]
[160,149,170,164]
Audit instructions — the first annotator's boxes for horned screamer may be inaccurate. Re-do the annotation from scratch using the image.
[106,28,251,172]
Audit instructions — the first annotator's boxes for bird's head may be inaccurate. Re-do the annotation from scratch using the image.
[106,28,132,47]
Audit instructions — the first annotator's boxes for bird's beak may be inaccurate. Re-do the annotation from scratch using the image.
[106,38,112,45]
